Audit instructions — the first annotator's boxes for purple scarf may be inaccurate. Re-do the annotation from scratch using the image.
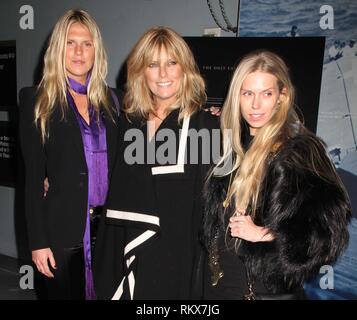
[67,75,108,300]
[67,73,90,94]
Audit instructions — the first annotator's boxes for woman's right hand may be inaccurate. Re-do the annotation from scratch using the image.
[32,248,56,278]
[44,177,49,197]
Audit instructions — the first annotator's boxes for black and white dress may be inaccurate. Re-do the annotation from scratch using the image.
[94,108,219,299]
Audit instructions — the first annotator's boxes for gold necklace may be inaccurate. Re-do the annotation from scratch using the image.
[209,171,234,286]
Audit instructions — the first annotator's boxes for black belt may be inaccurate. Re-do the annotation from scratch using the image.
[89,206,104,216]
[89,206,103,244]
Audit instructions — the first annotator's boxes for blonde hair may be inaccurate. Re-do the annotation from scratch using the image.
[215,50,301,219]
[124,26,206,121]
[35,9,110,142]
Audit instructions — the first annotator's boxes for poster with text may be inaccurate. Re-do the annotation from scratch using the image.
[185,36,325,133]
[0,40,17,187]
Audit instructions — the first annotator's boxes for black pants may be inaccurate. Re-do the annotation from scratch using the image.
[44,244,85,300]
[38,208,102,300]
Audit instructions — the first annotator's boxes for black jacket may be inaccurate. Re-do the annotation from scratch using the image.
[203,132,351,293]
[19,87,120,250]
[94,108,219,299]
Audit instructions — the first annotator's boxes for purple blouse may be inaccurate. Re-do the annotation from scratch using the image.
[66,91,108,300]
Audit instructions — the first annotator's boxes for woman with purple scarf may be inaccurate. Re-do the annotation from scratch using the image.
[19,9,119,300]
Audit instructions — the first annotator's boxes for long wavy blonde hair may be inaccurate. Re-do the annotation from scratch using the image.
[124,26,206,121]
[35,9,110,142]
[215,50,301,219]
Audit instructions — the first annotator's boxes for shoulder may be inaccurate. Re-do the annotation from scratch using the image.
[107,87,124,114]
[108,87,124,103]
[195,108,220,130]
[265,132,342,197]
[118,111,142,132]
[289,132,325,149]
[19,86,36,96]
[19,86,37,104]
[19,87,38,119]
[276,132,327,165]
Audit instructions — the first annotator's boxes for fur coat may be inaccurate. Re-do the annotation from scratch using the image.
[203,132,351,293]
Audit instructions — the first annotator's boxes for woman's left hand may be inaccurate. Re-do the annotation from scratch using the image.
[229,214,274,242]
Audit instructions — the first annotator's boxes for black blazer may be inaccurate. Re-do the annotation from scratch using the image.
[19,87,120,250]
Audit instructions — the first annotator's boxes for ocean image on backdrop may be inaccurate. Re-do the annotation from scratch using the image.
[239,0,357,299]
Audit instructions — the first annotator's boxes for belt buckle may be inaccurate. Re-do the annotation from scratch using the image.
[90,206,103,216]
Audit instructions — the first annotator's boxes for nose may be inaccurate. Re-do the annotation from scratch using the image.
[159,64,167,78]
[75,44,83,55]
[251,95,261,110]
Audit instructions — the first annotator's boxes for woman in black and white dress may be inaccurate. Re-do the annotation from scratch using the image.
[94,26,219,299]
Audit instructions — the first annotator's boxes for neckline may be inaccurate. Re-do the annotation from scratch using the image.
[147,108,180,142]
[67,90,92,127]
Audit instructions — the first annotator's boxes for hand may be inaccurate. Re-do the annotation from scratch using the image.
[44,177,49,197]
[32,248,56,278]
[229,214,274,243]
[205,106,221,116]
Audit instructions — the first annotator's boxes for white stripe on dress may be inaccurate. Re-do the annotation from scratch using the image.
[111,230,157,299]
[151,115,190,175]
[107,209,160,227]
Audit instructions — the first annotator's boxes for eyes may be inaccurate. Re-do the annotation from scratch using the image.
[66,40,93,48]
[148,60,178,68]
[241,90,274,97]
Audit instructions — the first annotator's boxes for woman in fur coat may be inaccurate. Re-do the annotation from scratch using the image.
[203,50,351,300]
